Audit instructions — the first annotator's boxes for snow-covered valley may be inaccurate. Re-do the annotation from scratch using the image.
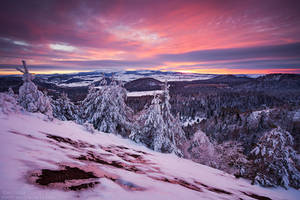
[0,111,299,200]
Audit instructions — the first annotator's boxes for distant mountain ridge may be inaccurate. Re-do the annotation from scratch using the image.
[240,73,300,90]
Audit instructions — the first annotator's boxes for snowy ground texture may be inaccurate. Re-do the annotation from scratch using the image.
[0,111,299,200]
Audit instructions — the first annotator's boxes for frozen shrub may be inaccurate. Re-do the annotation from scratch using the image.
[0,92,21,114]
[83,122,95,133]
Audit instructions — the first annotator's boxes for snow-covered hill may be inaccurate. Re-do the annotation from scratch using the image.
[44,70,216,87]
[0,111,299,200]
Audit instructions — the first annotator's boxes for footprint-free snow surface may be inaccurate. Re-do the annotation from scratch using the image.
[0,112,299,200]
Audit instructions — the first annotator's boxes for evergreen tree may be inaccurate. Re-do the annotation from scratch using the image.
[130,95,168,151]
[51,92,79,121]
[249,127,300,189]
[82,76,133,136]
[161,81,186,147]
[130,81,186,156]
[16,61,53,119]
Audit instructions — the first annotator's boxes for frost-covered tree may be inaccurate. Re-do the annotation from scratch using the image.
[82,76,133,136]
[0,92,22,114]
[161,81,186,146]
[185,130,217,166]
[130,81,185,156]
[185,131,247,174]
[130,95,169,152]
[216,141,248,175]
[16,61,53,119]
[249,127,300,189]
[51,92,80,121]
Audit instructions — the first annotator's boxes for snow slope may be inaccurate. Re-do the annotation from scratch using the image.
[0,111,299,200]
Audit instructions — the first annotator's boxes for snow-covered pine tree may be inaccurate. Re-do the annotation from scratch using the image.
[16,61,53,119]
[249,127,300,189]
[130,81,185,156]
[81,84,98,119]
[161,81,186,148]
[130,94,167,151]
[51,92,79,121]
[82,75,133,136]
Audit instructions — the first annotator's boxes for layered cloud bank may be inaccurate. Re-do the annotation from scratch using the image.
[1,0,300,74]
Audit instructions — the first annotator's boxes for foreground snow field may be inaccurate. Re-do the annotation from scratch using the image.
[0,111,299,200]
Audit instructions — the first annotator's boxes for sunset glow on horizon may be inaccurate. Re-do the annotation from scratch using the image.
[1,0,300,75]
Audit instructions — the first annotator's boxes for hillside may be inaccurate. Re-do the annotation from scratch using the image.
[0,110,299,199]
[124,77,163,92]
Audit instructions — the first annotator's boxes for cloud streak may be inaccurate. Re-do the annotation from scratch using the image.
[56,59,163,68]
[157,42,300,62]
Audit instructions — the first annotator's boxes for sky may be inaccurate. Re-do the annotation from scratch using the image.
[0,0,300,75]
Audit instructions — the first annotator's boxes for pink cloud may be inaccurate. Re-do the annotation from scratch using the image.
[1,0,300,74]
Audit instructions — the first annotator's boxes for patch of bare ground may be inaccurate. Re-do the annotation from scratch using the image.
[194,180,232,195]
[9,130,43,141]
[76,151,145,174]
[241,192,272,200]
[28,165,100,191]
[28,163,146,192]
[35,166,97,185]
[41,132,95,149]
[149,176,202,192]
